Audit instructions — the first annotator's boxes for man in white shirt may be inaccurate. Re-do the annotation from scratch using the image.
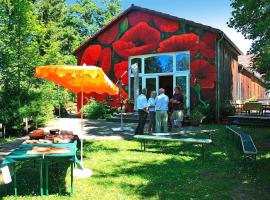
[148,91,157,134]
[155,88,169,133]
[135,88,148,135]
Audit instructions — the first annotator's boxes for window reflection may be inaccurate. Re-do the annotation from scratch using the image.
[131,58,142,73]
[129,77,142,98]
[176,53,190,71]
[145,55,173,73]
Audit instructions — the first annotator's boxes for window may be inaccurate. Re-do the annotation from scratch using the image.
[176,52,190,71]
[145,55,173,73]
[129,77,142,98]
[131,58,142,73]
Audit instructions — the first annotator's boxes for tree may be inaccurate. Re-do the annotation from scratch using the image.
[0,0,122,134]
[228,0,270,88]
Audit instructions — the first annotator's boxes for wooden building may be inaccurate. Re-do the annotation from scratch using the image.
[73,5,265,119]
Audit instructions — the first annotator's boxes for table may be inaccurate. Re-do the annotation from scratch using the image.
[1,141,81,196]
[243,102,263,114]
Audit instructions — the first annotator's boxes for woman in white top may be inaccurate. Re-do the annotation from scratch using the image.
[148,91,157,134]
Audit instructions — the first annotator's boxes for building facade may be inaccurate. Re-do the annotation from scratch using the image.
[73,5,264,119]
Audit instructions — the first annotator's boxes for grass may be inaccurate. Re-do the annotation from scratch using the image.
[0,124,270,199]
[0,137,18,144]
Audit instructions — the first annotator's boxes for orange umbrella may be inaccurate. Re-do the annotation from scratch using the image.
[35,65,119,167]
[35,65,119,95]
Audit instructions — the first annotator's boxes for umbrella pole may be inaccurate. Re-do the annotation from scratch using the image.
[80,86,84,165]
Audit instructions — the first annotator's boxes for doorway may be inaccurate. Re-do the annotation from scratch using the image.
[159,76,173,98]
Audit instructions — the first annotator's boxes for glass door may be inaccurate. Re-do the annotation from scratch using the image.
[143,76,158,98]
[174,75,190,113]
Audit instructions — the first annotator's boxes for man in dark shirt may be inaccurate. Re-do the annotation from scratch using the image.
[170,86,184,129]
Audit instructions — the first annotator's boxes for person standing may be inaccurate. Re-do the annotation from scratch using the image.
[155,88,169,133]
[148,91,157,134]
[135,88,148,135]
[170,86,184,129]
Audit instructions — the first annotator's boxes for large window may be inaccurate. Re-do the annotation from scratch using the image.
[145,55,173,73]
[129,51,190,111]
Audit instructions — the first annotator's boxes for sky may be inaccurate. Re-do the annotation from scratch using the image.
[68,0,252,54]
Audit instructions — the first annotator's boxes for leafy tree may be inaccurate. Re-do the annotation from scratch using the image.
[228,0,270,88]
[0,0,122,135]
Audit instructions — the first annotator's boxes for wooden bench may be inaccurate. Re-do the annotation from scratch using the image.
[225,125,257,158]
[133,135,212,159]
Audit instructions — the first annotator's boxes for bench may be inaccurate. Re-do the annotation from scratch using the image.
[133,135,212,159]
[225,125,257,158]
[152,129,216,139]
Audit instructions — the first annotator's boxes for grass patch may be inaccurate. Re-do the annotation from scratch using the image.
[0,124,270,199]
[0,137,18,144]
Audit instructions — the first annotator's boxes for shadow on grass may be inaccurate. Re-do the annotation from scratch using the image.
[0,158,71,197]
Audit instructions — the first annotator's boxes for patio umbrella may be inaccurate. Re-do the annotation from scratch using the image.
[35,65,119,175]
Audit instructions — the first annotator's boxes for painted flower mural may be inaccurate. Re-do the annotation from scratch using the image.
[81,45,102,65]
[114,61,129,85]
[158,33,199,57]
[77,10,218,109]
[153,16,179,33]
[190,59,216,89]
[113,22,160,58]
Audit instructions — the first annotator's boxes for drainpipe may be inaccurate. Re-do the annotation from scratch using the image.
[216,32,224,122]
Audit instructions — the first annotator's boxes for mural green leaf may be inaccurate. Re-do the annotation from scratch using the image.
[119,18,129,34]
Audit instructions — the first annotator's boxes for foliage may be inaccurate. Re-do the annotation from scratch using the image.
[83,99,116,119]
[1,124,270,199]
[124,98,134,104]
[189,106,205,121]
[0,0,122,135]
[228,0,270,88]
[220,102,235,117]
[192,103,216,123]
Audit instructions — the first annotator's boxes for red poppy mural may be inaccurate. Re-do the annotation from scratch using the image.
[128,11,152,26]
[76,10,218,110]
[113,22,160,58]
[190,59,216,89]
[99,47,112,75]
[97,22,119,44]
[158,33,199,57]
[114,61,128,85]
[80,45,102,65]
[199,32,216,59]
[153,16,179,33]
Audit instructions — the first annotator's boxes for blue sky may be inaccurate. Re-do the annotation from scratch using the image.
[68,0,251,54]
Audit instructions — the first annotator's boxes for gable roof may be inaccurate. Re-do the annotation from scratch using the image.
[73,5,243,55]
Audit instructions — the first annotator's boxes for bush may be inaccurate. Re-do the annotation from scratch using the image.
[221,102,234,117]
[189,107,205,121]
[83,99,116,119]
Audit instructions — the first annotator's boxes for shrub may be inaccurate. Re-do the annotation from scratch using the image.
[189,107,205,121]
[221,102,235,117]
[83,99,116,119]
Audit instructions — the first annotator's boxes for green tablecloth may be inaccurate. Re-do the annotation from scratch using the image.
[1,140,82,196]
[1,141,81,167]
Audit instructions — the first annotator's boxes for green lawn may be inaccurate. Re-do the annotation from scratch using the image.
[0,125,270,199]
[0,137,18,145]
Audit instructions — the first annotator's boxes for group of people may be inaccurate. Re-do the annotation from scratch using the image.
[135,87,184,135]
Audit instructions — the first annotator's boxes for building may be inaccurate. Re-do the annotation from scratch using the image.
[237,55,265,101]
[73,5,265,119]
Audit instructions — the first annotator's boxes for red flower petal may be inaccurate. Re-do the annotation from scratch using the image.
[128,11,152,26]
[202,32,216,49]
[158,33,199,57]
[199,41,216,58]
[80,45,102,65]
[114,61,128,85]
[190,59,216,89]
[153,16,179,33]
[99,47,112,75]
[97,21,119,44]
[113,22,160,58]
